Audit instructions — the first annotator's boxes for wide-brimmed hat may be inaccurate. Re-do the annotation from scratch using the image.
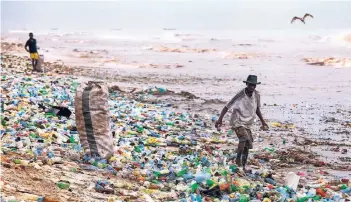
[243,75,261,85]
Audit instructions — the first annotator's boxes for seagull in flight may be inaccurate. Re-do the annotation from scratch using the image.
[291,13,314,24]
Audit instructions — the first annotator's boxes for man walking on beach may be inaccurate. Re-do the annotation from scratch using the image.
[25,33,39,71]
[215,75,269,171]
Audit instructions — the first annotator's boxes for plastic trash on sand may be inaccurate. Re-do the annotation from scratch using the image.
[1,62,351,202]
[285,172,300,191]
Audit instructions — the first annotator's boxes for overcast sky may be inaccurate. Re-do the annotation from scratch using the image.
[1,1,351,31]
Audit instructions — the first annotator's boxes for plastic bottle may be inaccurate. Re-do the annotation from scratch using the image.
[307,188,316,197]
[277,187,289,199]
[332,194,342,201]
[339,184,348,190]
[229,164,237,173]
[312,195,321,201]
[340,187,351,194]
[265,178,276,185]
[190,183,199,193]
[231,184,238,192]
[206,179,215,187]
[176,168,188,177]
[184,173,194,181]
[57,181,70,189]
[285,172,300,190]
[190,194,202,202]
[227,129,233,136]
[239,194,248,202]
[316,188,326,197]
[222,195,230,201]
[220,183,230,191]
[296,196,308,202]
[21,193,41,201]
[194,173,211,183]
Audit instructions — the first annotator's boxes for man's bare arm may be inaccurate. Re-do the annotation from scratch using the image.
[215,106,228,130]
[24,41,29,52]
[256,107,268,130]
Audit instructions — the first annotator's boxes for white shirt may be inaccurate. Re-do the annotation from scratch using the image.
[226,88,260,129]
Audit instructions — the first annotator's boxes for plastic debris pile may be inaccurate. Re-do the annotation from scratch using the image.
[1,63,350,202]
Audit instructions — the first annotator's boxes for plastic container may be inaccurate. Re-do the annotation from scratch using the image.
[285,172,300,190]
[56,181,70,189]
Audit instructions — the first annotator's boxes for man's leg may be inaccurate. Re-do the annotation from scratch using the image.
[31,59,35,69]
[242,143,249,170]
[34,59,38,69]
[234,127,249,167]
[235,141,245,166]
[242,129,253,170]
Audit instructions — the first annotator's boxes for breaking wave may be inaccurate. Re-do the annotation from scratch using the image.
[344,33,351,43]
[307,31,351,47]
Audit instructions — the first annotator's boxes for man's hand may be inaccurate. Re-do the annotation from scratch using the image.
[260,122,269,131]
[215,120,223,131]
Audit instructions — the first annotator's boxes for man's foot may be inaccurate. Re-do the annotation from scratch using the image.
[235,158,242,167]
[243,167,252,173]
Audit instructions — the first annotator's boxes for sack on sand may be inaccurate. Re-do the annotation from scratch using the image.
[34,54,44,72]
[75,81,113,160]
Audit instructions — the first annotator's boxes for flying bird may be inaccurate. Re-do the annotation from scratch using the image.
[291,13,314,24]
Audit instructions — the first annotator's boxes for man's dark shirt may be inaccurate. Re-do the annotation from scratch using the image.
[25,38,37,53]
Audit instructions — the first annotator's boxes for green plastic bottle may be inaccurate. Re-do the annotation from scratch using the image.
[312,195,321,201]
[30,133,38,138]
[264,147,275,152]
[1,117,7,126]
[13,159,21,164]
[70,81,80,92]
[239,194,248,202]
[176,168,188,177]
[340,184,348,190]
[206,179,215,187]
[231,184,238,192]
[134,146,142,153]
[220,170,228,176]
[191,183,199,193]
[39,89,48,95]
[166,121,175,126]
[69,135,77,143]
[151,179,160,184]
[227,129,233,136]
[204,167,211,174]
[57,181,70,189]
[153,171,161,178]
[230,164,237,172]
[296,196,308,202]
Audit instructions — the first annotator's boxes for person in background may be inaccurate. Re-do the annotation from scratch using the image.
[25,32,39,70]
[215,75,269,171]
